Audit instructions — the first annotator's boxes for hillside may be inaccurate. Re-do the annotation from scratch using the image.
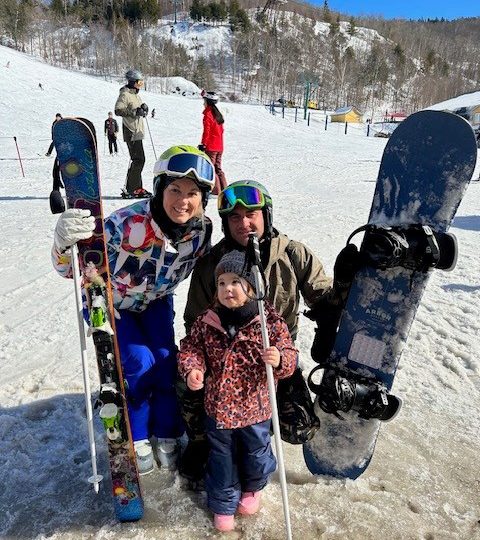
[1,0,479,115]
[1,43,480,540]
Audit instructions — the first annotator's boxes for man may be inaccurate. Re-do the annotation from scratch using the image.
[114,69,151,199]
[180,180,358,485]
[104,111,119,155]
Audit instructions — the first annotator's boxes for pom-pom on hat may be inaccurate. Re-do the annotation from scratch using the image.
[215,250,256,291]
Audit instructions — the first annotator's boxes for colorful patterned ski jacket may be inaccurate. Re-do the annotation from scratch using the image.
[178,303,297,429]
[201,107,224,152]
[52,199,212,313]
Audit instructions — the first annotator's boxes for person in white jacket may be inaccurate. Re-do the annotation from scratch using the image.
[114,69,150,198]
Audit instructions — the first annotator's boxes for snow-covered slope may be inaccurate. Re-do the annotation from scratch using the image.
[427,90,480,111]
[1,45,479,539]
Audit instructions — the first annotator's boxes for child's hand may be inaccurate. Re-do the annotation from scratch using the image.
[187,369,204,391]
[262,347,280,368]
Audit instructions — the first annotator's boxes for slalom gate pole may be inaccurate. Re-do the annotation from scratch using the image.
[247,233,293,540]
[144,117,157,160]
[13,137,25,177]
[71,244,103,493]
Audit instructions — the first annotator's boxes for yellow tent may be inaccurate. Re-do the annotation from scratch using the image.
[330,106,363,123]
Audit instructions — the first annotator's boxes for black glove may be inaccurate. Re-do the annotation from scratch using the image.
[136,103,148,117]
[306,303,343,365]
[198,144,206,152]
[333,243,361,290]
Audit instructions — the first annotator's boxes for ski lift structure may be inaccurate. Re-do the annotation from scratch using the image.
[303,81,324,119]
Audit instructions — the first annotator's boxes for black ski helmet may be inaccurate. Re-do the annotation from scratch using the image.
[218,180,273,241]
[125,69,144,82]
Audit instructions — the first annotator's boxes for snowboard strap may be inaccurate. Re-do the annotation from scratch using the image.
[348,223,453,272]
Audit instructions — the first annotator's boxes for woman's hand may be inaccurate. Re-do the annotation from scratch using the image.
[187,369,204,391]
[261,347,281,368]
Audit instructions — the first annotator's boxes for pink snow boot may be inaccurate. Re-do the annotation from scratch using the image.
[238,491,261,515]
[214,514,235,532]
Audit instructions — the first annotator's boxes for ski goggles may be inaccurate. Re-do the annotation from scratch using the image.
[218,184,268,215]
[159,153,215,190]
[155,153,215,190]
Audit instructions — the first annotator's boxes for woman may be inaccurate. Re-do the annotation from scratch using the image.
[52,145,215,474]
[200,91,227,195]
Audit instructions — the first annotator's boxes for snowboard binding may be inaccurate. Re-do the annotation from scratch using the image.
[308,366,402,422]
[349,224,458,272]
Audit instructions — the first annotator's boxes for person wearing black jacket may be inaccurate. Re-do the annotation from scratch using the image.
[104,111,119,155]
[45,113,62,157]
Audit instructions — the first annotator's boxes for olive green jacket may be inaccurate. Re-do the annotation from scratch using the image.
[184,231,342,340]
[114,86,145,141]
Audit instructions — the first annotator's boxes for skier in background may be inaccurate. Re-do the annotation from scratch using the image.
[104,111,119,155]
[51,145,215,475]
[115,69,151,199]
[151,108,156,119]
[45,113,62,157]
[178,180,360,487]
[199,91,227,195]
[178,250,296,532]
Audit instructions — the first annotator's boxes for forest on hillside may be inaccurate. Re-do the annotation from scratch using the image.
[1,0,479,114]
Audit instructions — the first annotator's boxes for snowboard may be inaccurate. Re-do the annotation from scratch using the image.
[53,118,144,521]
[303,110,477,479]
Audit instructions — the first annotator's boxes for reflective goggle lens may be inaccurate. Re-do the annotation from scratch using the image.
[218,185,265,215]
[166,153,214,186]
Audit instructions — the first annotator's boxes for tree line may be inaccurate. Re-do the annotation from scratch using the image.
[1,0,479,116]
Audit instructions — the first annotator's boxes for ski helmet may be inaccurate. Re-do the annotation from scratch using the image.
[153,145,215,207]
[202,90,219,104]
[125,69,144,82]
[217,180,273,240]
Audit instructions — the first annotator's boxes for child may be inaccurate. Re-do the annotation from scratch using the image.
[178,250,296,532]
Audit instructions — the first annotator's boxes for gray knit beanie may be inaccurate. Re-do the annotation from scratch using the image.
[215,250,256,291]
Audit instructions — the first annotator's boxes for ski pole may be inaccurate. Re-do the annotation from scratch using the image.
[144,117,157,160]
[71,243,104,493]
[247,233,293,540]
[13,136,25,178]
[50,195,103,493]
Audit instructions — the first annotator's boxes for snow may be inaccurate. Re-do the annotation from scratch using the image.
[1,44,480,539]
[427,90,480,111]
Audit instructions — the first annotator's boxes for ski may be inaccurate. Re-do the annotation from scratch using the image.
[53,117,144,521]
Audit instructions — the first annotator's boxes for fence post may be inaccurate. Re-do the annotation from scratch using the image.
[282,105,285,119]
[325,116,328,130]
[13,137,25,178]
[307,112,311,126]
[367,123,370,137]
[344,122,348,135]
[295,108,298,123]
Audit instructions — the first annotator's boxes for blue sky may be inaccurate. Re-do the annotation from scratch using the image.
[321,1,479,20]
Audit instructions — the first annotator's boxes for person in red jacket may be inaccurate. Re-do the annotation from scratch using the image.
[199,91,227,195]
[178,250,296,532]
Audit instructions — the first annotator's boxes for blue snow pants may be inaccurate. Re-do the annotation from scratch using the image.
[205,416,277,515]
[115,295,184,441]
